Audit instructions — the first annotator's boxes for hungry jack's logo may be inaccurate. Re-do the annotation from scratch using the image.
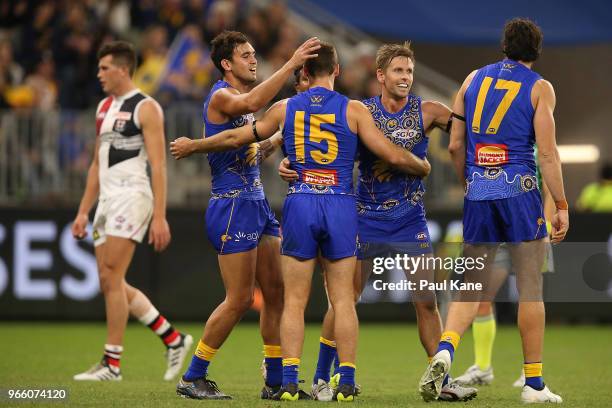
[476,143,508,166]
[303,169,338,186]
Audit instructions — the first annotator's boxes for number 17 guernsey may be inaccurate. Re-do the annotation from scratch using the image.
[464,59,542,201]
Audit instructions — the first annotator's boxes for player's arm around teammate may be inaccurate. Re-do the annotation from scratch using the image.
[208,37,320,119]
[171,100,288,158]
[348,100,431,177]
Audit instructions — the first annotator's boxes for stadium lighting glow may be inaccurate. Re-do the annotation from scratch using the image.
[557,144,600,163]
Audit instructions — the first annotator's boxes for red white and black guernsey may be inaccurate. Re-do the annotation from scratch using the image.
[95,89,154,200]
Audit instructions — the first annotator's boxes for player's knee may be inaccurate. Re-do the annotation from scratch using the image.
[329,296,355,313]
[226,293,254,314]
[413,300,438,315]
[98,269,122,293]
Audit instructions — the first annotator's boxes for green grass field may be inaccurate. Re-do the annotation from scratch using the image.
[2,322,611,407]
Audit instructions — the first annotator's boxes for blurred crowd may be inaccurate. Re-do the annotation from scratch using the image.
[0,0,381,112]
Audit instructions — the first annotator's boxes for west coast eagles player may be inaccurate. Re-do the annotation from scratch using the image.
[419,18,569,404]
[280,43,477,402]
[72,41,192,381]
[170,31,320,400]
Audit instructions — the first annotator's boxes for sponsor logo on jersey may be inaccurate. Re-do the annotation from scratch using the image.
[476,143,508,166]
[221,234,232,242]
[303,169,338,186]
[416,232,427,241]
[116,111,132,121]
[114,119,127,132]
[233,231,259,242]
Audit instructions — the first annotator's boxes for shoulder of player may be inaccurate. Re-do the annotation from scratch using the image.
[210,86,241,104]
[533,79,555,95]
[531,79,556,107]
[137,97,163,123]
[462,70,478,90]
[347,99,369,115]
[421,100,451,116]
[269,98,289,110]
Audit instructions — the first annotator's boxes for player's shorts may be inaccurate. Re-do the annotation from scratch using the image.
[206,196,280,255]
[281,194,358,260]
[463,189,547,244]
[357,203,432,259]
[92,193,153,247]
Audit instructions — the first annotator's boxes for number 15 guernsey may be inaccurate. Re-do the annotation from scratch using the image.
[464,59,542,201]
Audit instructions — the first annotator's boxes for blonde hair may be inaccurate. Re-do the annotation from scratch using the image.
[375,42,415,72]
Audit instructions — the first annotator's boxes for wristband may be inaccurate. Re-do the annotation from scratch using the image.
[252,120,262,142]
[555,199,568,210]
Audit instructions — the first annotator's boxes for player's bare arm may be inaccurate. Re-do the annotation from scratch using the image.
[448,70,477,186]
[421,100,452,131]
[72,134,101,240]
[533,79,569,243]
[170,101,286,158]
[255,132,284,161]
[349,100,431,177]
[209,38,320,121]
[140,99,171,252]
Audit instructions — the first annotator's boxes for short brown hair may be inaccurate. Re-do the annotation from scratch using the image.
[304,41,337,77]
[376,42,415,72]
[97,41,137,76]
[210,30,249,75]
[502,18,543,62]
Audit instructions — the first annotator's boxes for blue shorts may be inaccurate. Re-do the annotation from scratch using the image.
[206,197,280,254]
[463,189,547,244]
[281,194,358,260]
[357,204,432,259]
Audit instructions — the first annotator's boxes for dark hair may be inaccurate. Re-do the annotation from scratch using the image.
[97,41,137,76]
[502,18,543,62]
[293,66,303,85]
[210,30,249,75]
[376,42,415,71]
[304,41,337,77]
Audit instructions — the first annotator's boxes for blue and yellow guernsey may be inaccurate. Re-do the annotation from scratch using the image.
[464,59,542,200]
[283,87,358,195]
[203,80,263,199]
[356,94,428,217]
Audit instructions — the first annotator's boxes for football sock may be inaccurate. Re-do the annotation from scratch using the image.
[183,340,217,381]
[282,358,300,386]
[263,344,282,387]
[338,362,356,386]
[436,331,460,361]
[313,337,336,383]
[524,362,544,390]
[473,313,496,370]
[139,307,181,347]
[104,344,122,371]
[333,350,340,375]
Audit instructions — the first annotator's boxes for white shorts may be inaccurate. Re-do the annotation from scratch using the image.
[92,193,153,246]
